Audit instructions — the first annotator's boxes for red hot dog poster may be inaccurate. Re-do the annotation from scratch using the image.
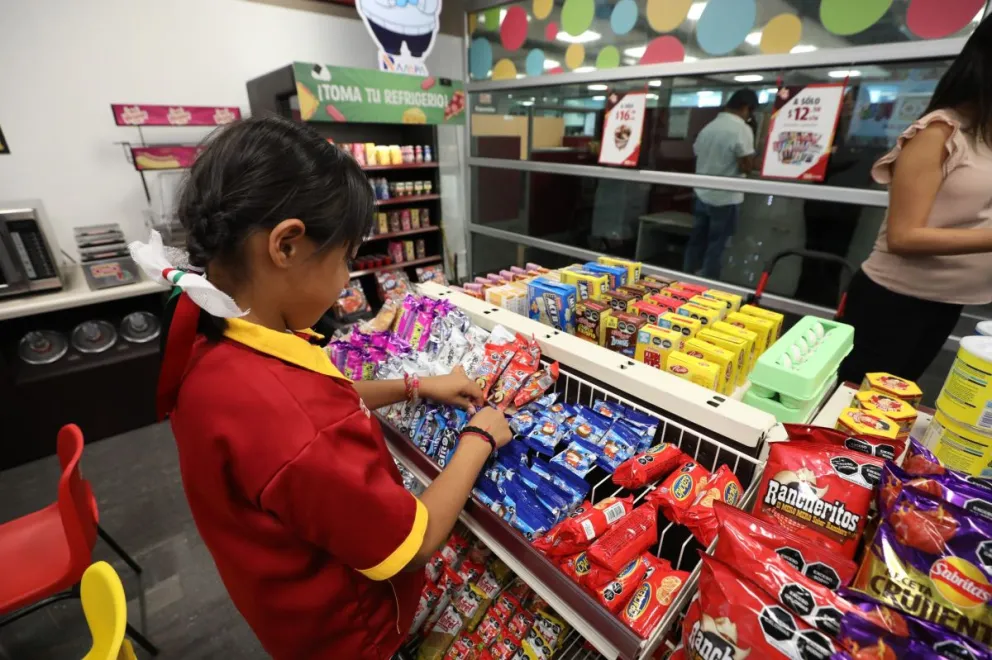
[598,90,648,168]
[761,83,845,182]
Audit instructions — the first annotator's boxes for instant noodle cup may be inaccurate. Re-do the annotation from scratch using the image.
[752,441,883,559]
[835,408,900,445]
[861,372,923,407]
[646,460,713,523]
[739,304,784,341]
[665,352,720,391]
[725,311,774,356]
[612,443,687,489]
[855,391,918,439]
[620,560,690,639]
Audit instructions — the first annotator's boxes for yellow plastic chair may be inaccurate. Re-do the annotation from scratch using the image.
[80,562,138,660]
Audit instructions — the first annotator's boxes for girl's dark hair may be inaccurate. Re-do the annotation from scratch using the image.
[925,16,992,145]
[176,115,373,339]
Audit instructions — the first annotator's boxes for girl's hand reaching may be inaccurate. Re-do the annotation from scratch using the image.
[465,406,513,449]
[421,367,485,412]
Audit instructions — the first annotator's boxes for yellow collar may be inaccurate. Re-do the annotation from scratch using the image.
[222,317,350,381]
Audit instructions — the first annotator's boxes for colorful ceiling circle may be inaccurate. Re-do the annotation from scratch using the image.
[697,0,756,55]
[646,0,693,33]
[907,0,984,39]
[500,6,529,51]
[641,35,686,64]
[565,43,586,69]
[469,37,493,79]
[760,13,803,54]
[525,49,546,77]
[820,0,893,36]
[492,58,518,80]
[532,0,554,20]
[611,0,639,36]
[596,45,621,68]
[561,0,595,36]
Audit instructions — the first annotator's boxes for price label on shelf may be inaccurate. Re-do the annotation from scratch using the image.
[598,91,648,168]
[760,83,846,182]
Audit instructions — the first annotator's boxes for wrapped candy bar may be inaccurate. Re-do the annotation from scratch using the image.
[523,416,567,456]
[568,407,612,445]
[593,554,650,613]
[587,503,659,573]
[550,439,601,478]
[532,496,634,557]
[472,338,523,398]
[512,363,560,409]
[490,338,541,410]
[682,464,743,546]
[612,443,687,489]
[646,460,713,524]
[393,295,421,340]
[509,409,539,436]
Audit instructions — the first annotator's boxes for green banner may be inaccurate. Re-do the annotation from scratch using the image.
[293,62,465,126]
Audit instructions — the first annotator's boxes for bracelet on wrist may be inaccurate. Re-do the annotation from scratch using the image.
[403,373,421,402]
[460,426,496,453]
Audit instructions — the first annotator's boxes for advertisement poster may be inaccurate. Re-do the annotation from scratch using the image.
[355,0,441,75]
[0,125,8,154]
[598,90,648,168]
[130,146,203,171]
[111,104,240,127]
[761,83,846,182]
[293,62,465,126]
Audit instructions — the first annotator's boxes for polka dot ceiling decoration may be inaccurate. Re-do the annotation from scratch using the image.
[532,0,554,20]
[544,21,559,40]
[820,0,893,36]
[610,0,639,36]
[646,0,693,33]
[525,49,546,77]
[697,0,756,56]
[469,37,493,80]
[565,43,586,69]
[596,45,621,68]
[561,0,595,36]
[492,58,518,80]
[480,7,502,30]
[500,6,529,51]
[907,0,984,39]
[641,35,686,64]
[760,13,802,54]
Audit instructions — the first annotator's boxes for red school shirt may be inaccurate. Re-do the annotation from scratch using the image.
[168,317,427,659]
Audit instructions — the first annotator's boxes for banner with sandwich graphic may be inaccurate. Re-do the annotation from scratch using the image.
[293,62,465,126]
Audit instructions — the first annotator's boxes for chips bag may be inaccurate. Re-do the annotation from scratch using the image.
[612,443,687,490]
[593,555,649,613]
[476,610,505,646]
[620,560,690,639]
[532,608,570,651]
[646,460,713,523]
[682,464,743,546]
[851,486,992,647]
[419,604,466,660]
[902,437,947,477]
[784,422,907,462]
[836,612,943,660]
[713,502,858,591]
[683,555,839,660]
[878,460,992,522]
[411,581,445,635]
[753,442,883,558]
[587,503,659,573]
[490,630,523,660]
[531,496,634,557]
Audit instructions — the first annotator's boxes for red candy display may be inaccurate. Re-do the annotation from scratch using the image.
[587,503,659,573]
[681,464,742,546]
[612,443,687,489]
[646,460,713,523]
[620,560,690,639]
[532,496,634,557]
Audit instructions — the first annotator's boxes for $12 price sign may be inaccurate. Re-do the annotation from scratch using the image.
[761,83,846,182]
[598,91,648,168]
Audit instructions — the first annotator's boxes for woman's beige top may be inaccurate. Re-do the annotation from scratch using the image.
[863,108,992,305]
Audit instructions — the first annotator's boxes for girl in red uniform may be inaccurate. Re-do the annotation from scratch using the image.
[131,116,512,659]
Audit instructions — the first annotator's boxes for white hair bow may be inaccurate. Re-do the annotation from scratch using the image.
[128,230,247,318]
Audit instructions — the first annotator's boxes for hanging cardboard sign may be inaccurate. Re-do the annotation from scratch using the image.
[0,125,8,154]
[293,62,465,126]
[761,83,846,182]
[110,104,240,127]
[356,0,442,76]
[598,90,648,168]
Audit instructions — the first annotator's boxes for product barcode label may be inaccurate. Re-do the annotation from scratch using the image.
[580,519,596,540]
[979,402,992,430]
[603,501,626,524]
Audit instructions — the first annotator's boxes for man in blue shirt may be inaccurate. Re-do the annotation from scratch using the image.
[684,89,759,279]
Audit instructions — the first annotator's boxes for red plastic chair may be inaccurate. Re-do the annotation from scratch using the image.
[0,424,158,656]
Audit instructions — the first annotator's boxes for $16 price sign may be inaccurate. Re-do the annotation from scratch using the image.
[598,91,648,168]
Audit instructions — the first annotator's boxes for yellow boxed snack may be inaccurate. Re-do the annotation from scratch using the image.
[689,296,727,321]
[855,390,918,438]
[701,289,743,313]
[677,302,722,328]
[739,304,784,342]
[635,325,685,370]
[836,407,900,443]
[666,352,721,391]
[597,256,642,284]
[725,312,773,356]
[486,285,527,316]
[860,372,923,408]
[560,269,609,301]
[684,338,737,395]
[660,312,701,339]
[698,328,751,387]
[712,321,758,374]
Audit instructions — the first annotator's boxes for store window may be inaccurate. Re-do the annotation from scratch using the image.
[467,0,986,81]
[470,60,951,189]
[470,170,885,307]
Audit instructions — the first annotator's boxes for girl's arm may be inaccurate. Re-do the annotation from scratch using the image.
[353,366,485,410]
[408,407,512,568]
[885,123,992,256]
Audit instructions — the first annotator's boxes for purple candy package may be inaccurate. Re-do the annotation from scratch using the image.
[879,460,992,522]
[837,613,943,660]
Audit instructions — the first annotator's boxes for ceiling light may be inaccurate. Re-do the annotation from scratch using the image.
[591,95,606,101]
[623,46,646,58]
[791,45,817,54]
[557,30,601,44]
[649,80,662,87]
[647,93,659,100]
[734,74,764,83]
[828,69,861,78]
[683,55,699,62]
[687,2,706,20]
[516,74,526,79]
[543,59,560,70]
[519,100,534,106]
[588,84,608,91]
[573,66,596,73]
[745,32,761,46]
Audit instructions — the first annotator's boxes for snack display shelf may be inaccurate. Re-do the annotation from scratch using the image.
[375,194,440,206]
[363,162,439,172]
[363,226,440,242]
[349,255,442,278]
[383,285,772,660]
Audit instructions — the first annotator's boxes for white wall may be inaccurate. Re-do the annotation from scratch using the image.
[0,0,467,263]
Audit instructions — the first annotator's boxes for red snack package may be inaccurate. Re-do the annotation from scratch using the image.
[410,581,445,634]
[477,610,504,646]
[489,337,541,410]
[444,633,478,660]
[902,437,947,477]
[504,577,533,603]
[506,609,534,639]
[490,591,521,623]
[457,559,485,584]
[532,496,634,557]
[713,502,858,591]
[646,460,713,523]
[582,559,618,592]
[512,362,560,409]
[587,503,659,573]
[490,630,524,660]
[558,551,591,584]
[442,533,470,566]
[784,423,907,462]
[682,464,743,546]
[752,441,883,559]
[612,443,688,489]
[682,554,840,660]
[473,341,521,398]
[620,560,690,638]
[426,550,446,582]
[594,554,650,614]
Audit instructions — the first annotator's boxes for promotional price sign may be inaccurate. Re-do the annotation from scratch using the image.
[598,91,648,168]
[761,83,846,182]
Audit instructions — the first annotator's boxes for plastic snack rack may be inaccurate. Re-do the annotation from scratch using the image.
[378,282,780,660]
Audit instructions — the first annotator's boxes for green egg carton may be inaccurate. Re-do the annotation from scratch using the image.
[743,374,838,423]
[749,315,854,401]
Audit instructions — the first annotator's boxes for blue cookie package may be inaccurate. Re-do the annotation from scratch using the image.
[551,438,602,477]
[496,438,530,466]
[505,468,569,524]
[546,401,580,425]
[434,426,459,468]
[530,457,553,481]
[411,404,439,451]
[445,407,469,432]
[523,415,567,456]
[570,407,613,445]
[592,398,625,420]
[525,392,559,413]
[596,420,640,471]
[473,476,505,517]
[425,412,449,458]
[502,479,555,539]
[548,462,591,506]
[509,409,539,436]
[624,410,659,450]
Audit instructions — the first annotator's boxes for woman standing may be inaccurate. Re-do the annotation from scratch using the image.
[839,18,992,384]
